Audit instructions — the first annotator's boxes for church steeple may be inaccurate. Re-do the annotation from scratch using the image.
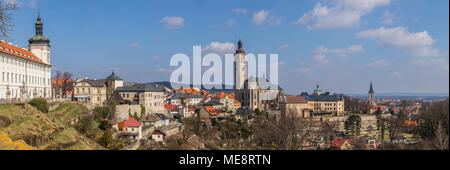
[369,81,374,94]
[29,10,50,45]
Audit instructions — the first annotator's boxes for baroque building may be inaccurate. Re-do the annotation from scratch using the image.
[233,40,284,111]
[0,12,52,101]
[73,72,123,107]
[303,85,345,116]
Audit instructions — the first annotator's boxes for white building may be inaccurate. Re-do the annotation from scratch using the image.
[0,13,52,101]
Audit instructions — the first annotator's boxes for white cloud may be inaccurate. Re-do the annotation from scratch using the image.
[159,16,184,29]
[226,19,235,28]
[389,72,402,78]
[411,58,449,70]
[202,42,236,55]
[28,0,37,8]
[358,26,440,57]
[128,43,140,48]
[382,11,393,25]
[233,8,248,15]
[368,59,391,67]
[278,44,289,50]
[252,10,282,26]
[312,54,330,64]
[295,0,390,29]
[313,45,363,58]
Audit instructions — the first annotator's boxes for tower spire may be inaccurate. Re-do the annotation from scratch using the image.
[369,81,374,93]
[38,9,41,21]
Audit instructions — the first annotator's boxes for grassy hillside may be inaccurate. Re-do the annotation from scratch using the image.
[0,103,104,150]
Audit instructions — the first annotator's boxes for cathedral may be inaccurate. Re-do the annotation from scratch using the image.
[234,40,284,111]
[0,12,52,101]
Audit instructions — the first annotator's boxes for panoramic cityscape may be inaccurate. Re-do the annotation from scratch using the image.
[0,0,448,153]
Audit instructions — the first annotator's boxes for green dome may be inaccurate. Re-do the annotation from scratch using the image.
[29,35,50,44]
[106,72,123,81]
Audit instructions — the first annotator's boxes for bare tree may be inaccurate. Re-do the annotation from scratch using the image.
[0,0,18,39]
[62,72,73,98]
[52,71,62,98]
[433,122,449,150]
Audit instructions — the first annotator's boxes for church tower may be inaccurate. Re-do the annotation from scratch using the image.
[368,81,376,106]
[234,40,247,90]
[28,10,51,65]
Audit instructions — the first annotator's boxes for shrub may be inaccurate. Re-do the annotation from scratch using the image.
[99,119,112,130]
[28,98,49,113]
[124,100,132,105]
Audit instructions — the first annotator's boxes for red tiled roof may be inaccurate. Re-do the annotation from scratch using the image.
[200,95,210,103]
[330,138,346,148]
[234,99,241,104]
[116,117,142,127]
[164,104,177,110]
[0,41,44,64]
[52,78,74,86]
[205,106,218,116]
[212,92,235,99]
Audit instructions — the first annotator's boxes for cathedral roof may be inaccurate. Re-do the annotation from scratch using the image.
[0,41,44,64]
[244,76,283,90]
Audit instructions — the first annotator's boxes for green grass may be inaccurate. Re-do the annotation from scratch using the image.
[0,103,104,150]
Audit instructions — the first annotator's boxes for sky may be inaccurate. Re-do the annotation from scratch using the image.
[6,0,450,95]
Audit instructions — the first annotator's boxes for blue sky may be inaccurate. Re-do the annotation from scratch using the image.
[7,0,449,95]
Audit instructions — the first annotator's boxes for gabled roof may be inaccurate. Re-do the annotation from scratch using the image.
[164,104,177,110]
[212,92,235,99]
[205,106,218,116]
[0,41,45,64]
[117,83,164,92]
[304,95,344,102]
[170,93,204,100]
[78,79,106,87]
[116,117,142,127]
[281,96,307,103]
[155,113,169,120]
[140,113,161,122]
[330,138,346,148]
[153,129,166,136]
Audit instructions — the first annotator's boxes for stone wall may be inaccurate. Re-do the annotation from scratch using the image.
[115,104,142,122]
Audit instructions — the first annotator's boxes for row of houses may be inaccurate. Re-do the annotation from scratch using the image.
[112,113,171,140]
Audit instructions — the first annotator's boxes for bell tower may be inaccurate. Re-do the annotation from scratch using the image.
[28,10,51,65]
[234,40,247,90]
